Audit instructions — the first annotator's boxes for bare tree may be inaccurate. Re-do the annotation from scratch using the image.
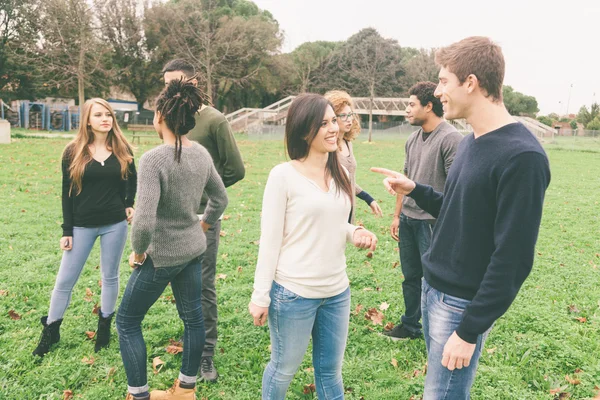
[149,0,281,106]
[325,28,403,142]
[96,0,163,110]
[21,0,110,115]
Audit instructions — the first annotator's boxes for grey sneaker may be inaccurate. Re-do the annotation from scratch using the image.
[199,356,218,382]
[383,324,423,341]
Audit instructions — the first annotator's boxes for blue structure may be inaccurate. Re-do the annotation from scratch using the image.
[16,101,79,131]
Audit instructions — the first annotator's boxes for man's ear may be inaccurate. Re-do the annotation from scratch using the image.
[465,74,478,94]
[425,101,434,114]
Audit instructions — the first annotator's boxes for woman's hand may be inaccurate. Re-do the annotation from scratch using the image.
[60,236,73,251]
[369,200,383,217]
[129,252,147,269]
[352,228,378,251]
[248,301,269,326]
[126,207,135,224]
[200,220,211,233]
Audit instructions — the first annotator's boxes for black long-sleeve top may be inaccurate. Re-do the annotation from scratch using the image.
[61,146,137,236]
[408,123,551,343]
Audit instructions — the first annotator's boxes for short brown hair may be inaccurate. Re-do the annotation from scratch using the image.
[323,90,361,141]
[435,36,505,102]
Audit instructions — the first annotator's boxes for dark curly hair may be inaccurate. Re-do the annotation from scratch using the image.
[155,78,204,162]
[408,81,444,118]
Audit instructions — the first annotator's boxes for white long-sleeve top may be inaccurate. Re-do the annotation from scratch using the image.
[251,162,359,307]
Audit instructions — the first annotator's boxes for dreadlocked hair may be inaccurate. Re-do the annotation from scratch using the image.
[155,78,204,162]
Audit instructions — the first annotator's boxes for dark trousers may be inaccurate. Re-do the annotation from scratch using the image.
[398,213,433,334]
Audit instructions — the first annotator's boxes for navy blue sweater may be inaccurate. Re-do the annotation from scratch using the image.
[409,122,550,343]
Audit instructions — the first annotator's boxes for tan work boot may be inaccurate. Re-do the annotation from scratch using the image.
[150,379,196,400]
[125,394,149,400]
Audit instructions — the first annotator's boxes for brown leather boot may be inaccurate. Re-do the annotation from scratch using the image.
[150,379,196,400]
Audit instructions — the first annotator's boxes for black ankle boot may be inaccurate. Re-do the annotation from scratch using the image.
[94,310,114,352]
[32,316,62,357]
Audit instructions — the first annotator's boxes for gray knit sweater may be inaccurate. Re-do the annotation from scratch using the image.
[131,143,228,267]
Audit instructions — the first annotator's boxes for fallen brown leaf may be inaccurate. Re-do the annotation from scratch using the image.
[392,261,399,269]
[8,310,21,320]
[486,347,497,354]
[390,358,398,368]
[107,367,117,379]
[92,303,100,315]
[166,345,183,355]
[219,231,227,237]
[63,390,73,400]
[364,307,385,325]
[217,274,227,280]
[153,357,165,374]
[98,280,102,287]
[574,317,587,323]
[85,331,96,340]
[237,266,243,273]
[384,322,394,331]
[567,305,580,314]
[303,383,316,394]
[353,304,364,316]
[223,215,230,220]
[366,251,373,258]
[565,374,581,385]
[0,289,7,296]
[379,302,390,311]
[81,356,95,365]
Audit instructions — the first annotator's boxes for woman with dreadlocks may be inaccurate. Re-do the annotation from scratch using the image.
[116,78,228,400]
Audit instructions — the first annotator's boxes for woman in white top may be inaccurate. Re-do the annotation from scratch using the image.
[248,93,378,400]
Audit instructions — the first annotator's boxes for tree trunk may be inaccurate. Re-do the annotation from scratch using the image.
[368,81,375,142]
[77,25,86,125]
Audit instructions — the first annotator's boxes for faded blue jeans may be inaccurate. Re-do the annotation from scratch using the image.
[421,279,492,400]
[48,220,128,323]
[262,282,350,400]
[398,213,433,334]
[116,255,204,394]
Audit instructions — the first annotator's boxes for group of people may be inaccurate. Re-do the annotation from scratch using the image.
[32,36,550,400]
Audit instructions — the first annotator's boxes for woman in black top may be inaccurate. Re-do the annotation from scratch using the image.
[33,98,137,356]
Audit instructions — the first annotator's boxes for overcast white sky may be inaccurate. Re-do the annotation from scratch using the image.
[253,0,600,115]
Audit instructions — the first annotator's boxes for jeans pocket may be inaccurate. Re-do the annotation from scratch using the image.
[439,292,469,313]
[276,284,300,303]
[153,266,172,282]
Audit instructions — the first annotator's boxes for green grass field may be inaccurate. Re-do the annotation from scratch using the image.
[0,131,599,399]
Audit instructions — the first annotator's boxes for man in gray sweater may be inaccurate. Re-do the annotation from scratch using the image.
[385,81,463,340]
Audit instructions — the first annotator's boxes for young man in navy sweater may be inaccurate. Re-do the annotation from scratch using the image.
[373,36,550,399]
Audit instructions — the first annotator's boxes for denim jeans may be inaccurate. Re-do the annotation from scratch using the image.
[116,255,205,394]
[421,279,492,400]
[398,213,433,334]
[48,220,128,323]
[262,282,350,400]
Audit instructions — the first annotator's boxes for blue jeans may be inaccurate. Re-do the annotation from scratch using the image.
[398,214,432,334]
[48,220,128,323]
[262,282,350,400]
[421,279,492,400]
[116,255,205,394]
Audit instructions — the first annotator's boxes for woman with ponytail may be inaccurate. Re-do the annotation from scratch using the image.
[33,98,136,357]
[248,93,378,400]
[116,79,228,400]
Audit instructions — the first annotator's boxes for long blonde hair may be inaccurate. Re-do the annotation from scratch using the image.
[65,98,134,195]
[323,90,361,142]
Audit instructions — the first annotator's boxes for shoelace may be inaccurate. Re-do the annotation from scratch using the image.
[201,358,212,372]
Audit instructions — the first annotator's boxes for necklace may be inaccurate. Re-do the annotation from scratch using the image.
[91,144,106,167]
